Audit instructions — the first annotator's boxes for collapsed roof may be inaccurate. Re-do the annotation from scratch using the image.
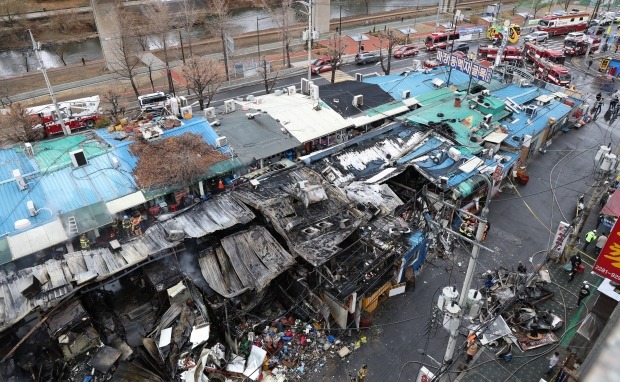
[233,166,365,267]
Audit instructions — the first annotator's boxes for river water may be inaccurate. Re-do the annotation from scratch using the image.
[0,0,434,76]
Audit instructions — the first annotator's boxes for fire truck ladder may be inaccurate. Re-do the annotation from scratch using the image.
[494,63,536,82]
[67,216,79,236]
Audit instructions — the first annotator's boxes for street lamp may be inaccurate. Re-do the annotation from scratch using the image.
[297,0,313,89]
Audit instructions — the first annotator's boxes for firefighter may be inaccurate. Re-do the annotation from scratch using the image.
[131,213,143,236]
[80,234,90,250]
[122,215,132,237]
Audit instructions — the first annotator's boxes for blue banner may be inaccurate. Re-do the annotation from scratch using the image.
[458,26,485,35]
[436,50,493,83]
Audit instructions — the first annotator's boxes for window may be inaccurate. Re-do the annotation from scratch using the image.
[571,18,575,22]
[579,17,583,20]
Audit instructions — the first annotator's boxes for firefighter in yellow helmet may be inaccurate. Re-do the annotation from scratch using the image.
[80,234,90,250]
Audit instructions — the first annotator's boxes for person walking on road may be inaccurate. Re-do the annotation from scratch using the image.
[546,352,560,375]
[568,254,582,282]
[356,364,368,382]
[577,283,590,307]
[595,233,608,256]
[588,59,593,69]
[584,229,597,250]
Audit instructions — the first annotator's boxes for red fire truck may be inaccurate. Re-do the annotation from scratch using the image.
[27,96,103,136]
[563,36,601,56]
[477,44,524,63]
[537,11,589,36]
[524,42,566,65]
[533,59,572,86]
[425,31,460,51]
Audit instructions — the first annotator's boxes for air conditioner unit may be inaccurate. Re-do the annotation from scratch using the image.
[287,85,296,95]
[352,94,364,107]
[111,157,120,169]
[165,229,185,242]
[301,78,310,94]
[355,73,364,81]
[215,136,227,148]
[224,100,235,113]
[204,107,216,119]
[24,142,35,157]
[518,78,531,87]
[27,200,36,217]
[432,78,445,88]
[482,89,490,96]
[256,97,265,104]
[483,114,492,124]
[180,105,192,119]
[402,89,411,99]
[525,105,538,117]
[69,149,88,168]
[310,84,319,100]
[12,169,27,190]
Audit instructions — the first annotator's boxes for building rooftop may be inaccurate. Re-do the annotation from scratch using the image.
[237,93,351,144]
[318,81,394,118]
[209,106,301,166]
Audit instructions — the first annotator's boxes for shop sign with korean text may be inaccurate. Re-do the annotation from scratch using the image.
[551,221,570,255]
[594,220,620,282]
[436,50,493,83]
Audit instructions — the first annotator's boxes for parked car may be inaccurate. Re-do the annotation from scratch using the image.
[589,26,605,35]
[452,42,470,53]
[589,18,613,27]
[565,32,586,40]
[393,45,419,58]
[310,56,340,74]
[523,31,549,42]
[355,52,380,65]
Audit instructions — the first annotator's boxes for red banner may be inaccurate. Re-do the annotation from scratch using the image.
[593,220,620,282]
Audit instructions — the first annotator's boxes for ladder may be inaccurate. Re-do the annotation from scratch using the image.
[67,216,79,236]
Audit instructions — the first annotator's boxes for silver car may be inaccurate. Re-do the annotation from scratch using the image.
[523,31,549,42]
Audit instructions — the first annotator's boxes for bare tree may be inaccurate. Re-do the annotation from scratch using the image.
[180,56,225,109]
[48,43,68,66]
[323,34,347,84]
[258,63,279,94]
[209,0,232,81]
[377,29,400,75]
[0,103,45,143]
[178,0,199,57]
[111,5,142,98]
[143,1,175,94]
[260,0,294,68]
[532,0,549,17]
[102,90,128,125]
[0,0,27,27]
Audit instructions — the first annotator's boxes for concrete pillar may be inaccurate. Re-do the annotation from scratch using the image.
[314,0,331,34]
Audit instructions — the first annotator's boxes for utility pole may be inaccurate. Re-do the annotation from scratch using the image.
[443,175,493,363]
[28,30,70,136]
[561,149,616,263]
[446,10,462,86]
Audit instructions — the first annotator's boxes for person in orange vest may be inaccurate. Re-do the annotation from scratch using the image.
[131,213,142,236]
[217,179,225,192]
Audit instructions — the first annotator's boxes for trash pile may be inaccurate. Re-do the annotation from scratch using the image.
[469,264,564,355]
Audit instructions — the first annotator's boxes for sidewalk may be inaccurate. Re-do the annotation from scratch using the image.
[458,261,601,382]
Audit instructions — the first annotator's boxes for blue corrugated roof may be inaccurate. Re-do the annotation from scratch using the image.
[96,116,233,156]
[0,175,52,236]
[501,100,572,148]
[37,153,139,213]
[398,136,445,164]
[491,85,550,105]
[0,149,36,183]
[363,68,470,101]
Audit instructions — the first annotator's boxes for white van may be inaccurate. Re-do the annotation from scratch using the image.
[138,92,170,111]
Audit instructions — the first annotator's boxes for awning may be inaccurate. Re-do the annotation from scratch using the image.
[602,189,620,217]
[60,201,113,237]
[7,217,69,259]
[106,191,146,215]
